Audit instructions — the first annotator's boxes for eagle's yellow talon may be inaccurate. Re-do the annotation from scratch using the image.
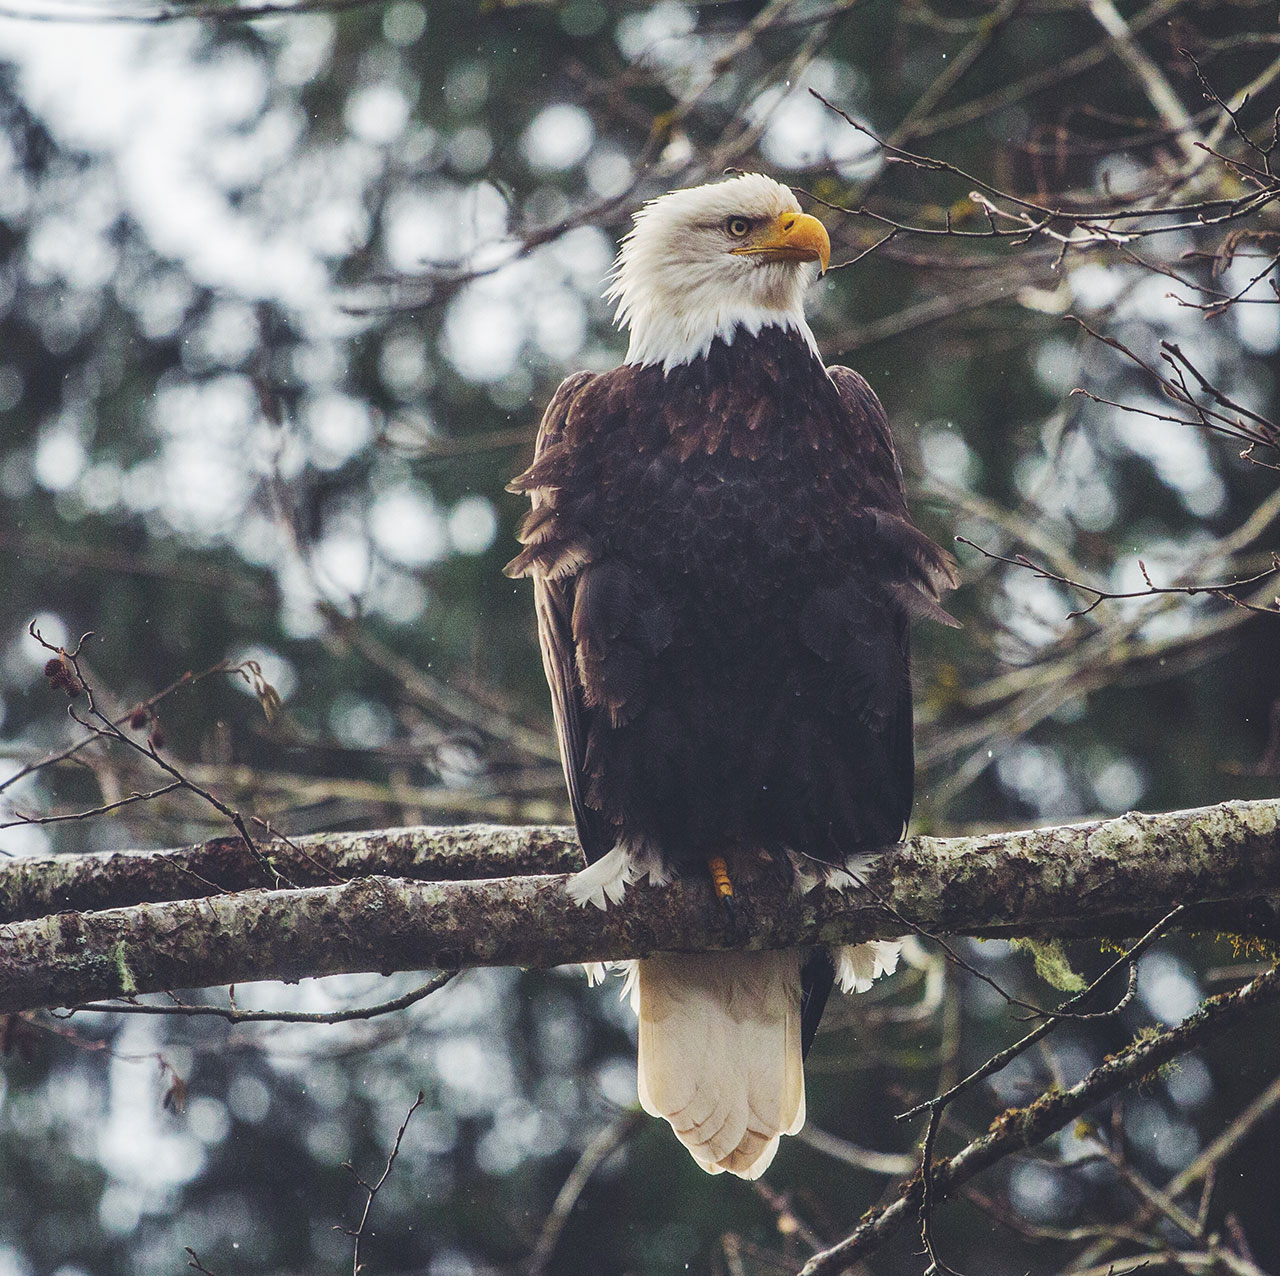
[707,854,734,903]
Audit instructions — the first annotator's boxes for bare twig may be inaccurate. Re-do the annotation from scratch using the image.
[897,909,1180,1276]
[1068,1072,1280,1275]
[796,1125,916,1176]
[68,969,456,1025]
[3,782,184,829]
[1067,318,1280,465]
[956,537,1280,619]
[14,628,293,894]
[808,90,1280,247]
[526,1110,645,1275]
[800,961,1280,1274]
[1081,0,1199,167]
[0,0,400,24]
[184,1248,217,1276]
[0,655,246,798]
[341,1091,425,1276]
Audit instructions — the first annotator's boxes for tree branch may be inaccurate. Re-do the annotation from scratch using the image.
[799,959,1280,1274]
[1,800,1278,1015]
[0,823,585,923]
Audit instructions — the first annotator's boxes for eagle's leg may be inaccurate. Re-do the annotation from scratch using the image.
[706,854,738,928]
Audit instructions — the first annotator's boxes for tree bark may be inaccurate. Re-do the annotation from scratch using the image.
[1,799,1277,1016]
[0,823,583,923]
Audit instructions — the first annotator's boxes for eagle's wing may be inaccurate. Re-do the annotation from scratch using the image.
[789,366,957,852]
[797,367,959,1052]
[504,371,611,864]
[827,364,960,611]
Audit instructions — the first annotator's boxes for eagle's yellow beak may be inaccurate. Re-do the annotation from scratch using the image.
[732,211,831,275]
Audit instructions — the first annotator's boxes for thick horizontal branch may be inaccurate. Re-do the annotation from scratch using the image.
[0,824,584,923]
[0,800,1277,1015]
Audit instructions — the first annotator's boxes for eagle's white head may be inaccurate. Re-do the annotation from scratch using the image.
[606,172,831,373]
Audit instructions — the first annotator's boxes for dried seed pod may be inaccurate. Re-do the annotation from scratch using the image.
[43,654,83,697]
[162,1073,188,1115]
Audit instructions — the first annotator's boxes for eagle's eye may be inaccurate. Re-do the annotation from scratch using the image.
[725,216,752,238]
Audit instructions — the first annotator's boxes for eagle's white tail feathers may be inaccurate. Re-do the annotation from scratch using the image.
[572,848,900,1176]
[635,950,805,1179]
[834,940,902,994]
[582,959,642,1011]
[567,841,673,911]
[567,845,635,909]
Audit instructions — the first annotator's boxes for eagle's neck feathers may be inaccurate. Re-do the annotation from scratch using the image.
[622,303,821,375]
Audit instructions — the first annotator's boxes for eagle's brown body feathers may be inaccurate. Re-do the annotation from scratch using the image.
[509,327,954,875]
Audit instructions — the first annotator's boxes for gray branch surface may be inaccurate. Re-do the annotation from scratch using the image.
[1,799,1277,1015]
[0,823,583,923]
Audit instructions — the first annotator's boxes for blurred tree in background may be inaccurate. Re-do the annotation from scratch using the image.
[1,0,1279,1273]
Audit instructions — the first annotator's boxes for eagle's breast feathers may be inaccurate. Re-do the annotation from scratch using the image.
[506,326,956,872]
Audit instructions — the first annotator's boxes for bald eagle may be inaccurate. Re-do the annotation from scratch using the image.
[506,173,956,1178]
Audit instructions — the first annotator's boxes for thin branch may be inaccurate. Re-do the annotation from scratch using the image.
[24,625,274,877]
[3,782,184,829]
[796,1125,916,1176]
[0,655,245,798]
[809,90,1280,232]
[900,911,1165,1276]
[1182,49,1278,178]
[1081,0,1199,167]
[317,604,559,764]
[898,916,1165,1125]
[68,969,456,1025]
[799,961,1280,1274]
[903,0,1184,143]
[887,0,1025,148]
[924,481,1280,726]
[184,1248,217,1276]
[955,537,1280,619]
[526,1110,645,1276]
[341,1091,425,1276]
[1067,318,1280,463]
[1068,1074,1280,1275]
[0,0,393,24]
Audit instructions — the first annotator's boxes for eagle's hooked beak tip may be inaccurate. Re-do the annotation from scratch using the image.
[734,211,831,275]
